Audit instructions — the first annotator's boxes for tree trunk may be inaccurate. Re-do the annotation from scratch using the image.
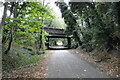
[4,26,13,54]
[0,2,8,29]
[39,17,44,50]
[73,31,82,46]
[115,2,120,26]
[2,2,14,44]
[86,17,91,29]
[39,0,45,50]
[39,27,43,50]
[4,2,16,54]
[48,20,52,27]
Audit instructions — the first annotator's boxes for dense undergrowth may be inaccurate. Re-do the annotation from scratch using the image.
[2,44,44,72]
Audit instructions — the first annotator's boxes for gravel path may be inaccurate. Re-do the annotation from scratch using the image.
[47,50,109,78]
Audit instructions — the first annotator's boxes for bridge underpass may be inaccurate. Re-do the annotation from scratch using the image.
[47,35,71,50]
[44,27,71,50]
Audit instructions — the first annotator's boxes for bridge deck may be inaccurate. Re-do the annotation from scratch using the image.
[44,27,65,35]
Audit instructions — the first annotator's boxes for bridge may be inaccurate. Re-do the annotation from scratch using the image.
[44,27,71,49]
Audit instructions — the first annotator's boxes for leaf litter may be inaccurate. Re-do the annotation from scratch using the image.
[2,50,52,78]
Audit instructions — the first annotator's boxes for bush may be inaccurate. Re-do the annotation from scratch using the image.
[2,47,44,72]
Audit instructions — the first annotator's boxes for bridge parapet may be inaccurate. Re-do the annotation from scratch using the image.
[43,27,65,35]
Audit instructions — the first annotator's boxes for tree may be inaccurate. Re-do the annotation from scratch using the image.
[69,2,120,51]
[55,2,82,46]
[55,1,120,51]
[0,2,8,29]
[2,2,52,54]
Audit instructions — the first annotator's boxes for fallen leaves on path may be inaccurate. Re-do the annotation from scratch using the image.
[70,49,119,78]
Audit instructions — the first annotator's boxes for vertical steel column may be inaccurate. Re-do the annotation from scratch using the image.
[67,37,71,49]
[48,37,49,49]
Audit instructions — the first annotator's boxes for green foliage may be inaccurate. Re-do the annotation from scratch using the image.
[70,2,118,50]
[2,2,53,51]
[2,47,43,72]
[2,2,53,72]
[50,18,67,29]
[56,2,120,51]
[55,2,82,46]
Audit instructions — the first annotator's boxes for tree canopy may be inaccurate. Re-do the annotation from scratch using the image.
[55,1,120,52]
[1,2,53,54]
